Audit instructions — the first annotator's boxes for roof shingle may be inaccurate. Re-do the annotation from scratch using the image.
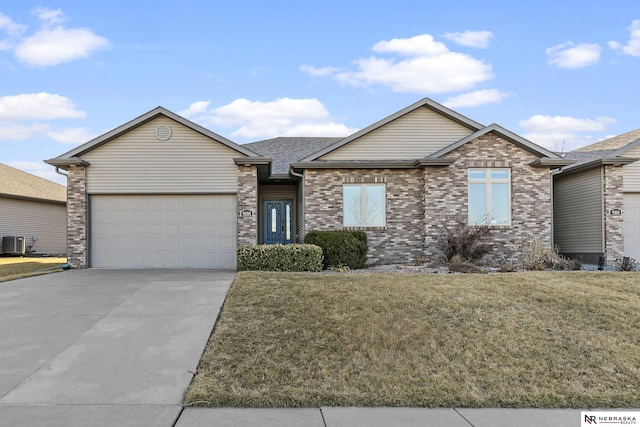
[0,164,66,203]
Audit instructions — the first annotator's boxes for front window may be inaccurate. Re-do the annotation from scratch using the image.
[468,168,511,225]
[343,184,386,227]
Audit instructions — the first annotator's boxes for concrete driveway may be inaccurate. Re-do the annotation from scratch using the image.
[0,269,235,427]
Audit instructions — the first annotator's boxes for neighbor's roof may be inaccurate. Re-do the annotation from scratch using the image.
[556,128,640,174]
[244,137,341,175]
[575,128,640,152]
[0,163,66,204]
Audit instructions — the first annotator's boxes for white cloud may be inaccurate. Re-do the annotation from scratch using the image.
[443,89,510,108]
[519,114,616,151]
[182,98,357,140]
[609,19,640,56]
[6,161,66,186]
[546,42,601,69]
[307,33,493,94]
[16,26,109,66]
[442,31,493,48]
[33,7,65,26]
[299,64,340,77]
[178,100,211,117]
[0,12,27,37]
[0,93,86,121]
[0,93,92,144]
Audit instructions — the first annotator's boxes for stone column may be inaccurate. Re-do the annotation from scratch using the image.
[66,165,88,268]
[603,165,624,263]
[237,165,258,246]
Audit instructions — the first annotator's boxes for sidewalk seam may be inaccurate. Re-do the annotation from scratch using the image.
[453,408,475,427]
[319,407,328,427]
[171,406,185,427]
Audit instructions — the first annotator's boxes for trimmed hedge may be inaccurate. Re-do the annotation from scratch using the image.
[304,230,368,269]
[237,244,323,272]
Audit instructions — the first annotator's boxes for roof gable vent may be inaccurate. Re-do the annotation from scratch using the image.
[155,125,172,141]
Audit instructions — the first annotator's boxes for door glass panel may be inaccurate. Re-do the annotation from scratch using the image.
[271,207,277,232]
[285,203,291,241]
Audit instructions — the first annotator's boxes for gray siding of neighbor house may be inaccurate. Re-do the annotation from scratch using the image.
[258,185,297,244]
[82,117,239,194]
[623,145,640,192]
[0,197,66,255]
[553,167,603,257]
[319,107,474,160]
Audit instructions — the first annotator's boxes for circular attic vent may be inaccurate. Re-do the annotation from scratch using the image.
[155,125,172,141]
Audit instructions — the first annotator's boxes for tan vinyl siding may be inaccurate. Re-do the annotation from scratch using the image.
[553,168,603,253]
[258,185,296,243]
[319,106,473,160]
[83,117,240,194]
[0,198,66,254]
[622,145,640,191]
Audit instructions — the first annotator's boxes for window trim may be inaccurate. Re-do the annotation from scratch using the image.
[468,168,511,226]
[343,183,387,227]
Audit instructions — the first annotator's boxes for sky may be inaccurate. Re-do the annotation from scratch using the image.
[1,0,640,185]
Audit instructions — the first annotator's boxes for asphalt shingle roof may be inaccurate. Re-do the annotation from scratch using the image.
[575,128,640,152]
[243,137,342,175]
[0,163,66,203]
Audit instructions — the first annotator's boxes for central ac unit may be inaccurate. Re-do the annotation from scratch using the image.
[2,236,26,255]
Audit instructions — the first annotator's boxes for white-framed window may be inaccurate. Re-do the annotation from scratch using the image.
[343,183,386,227]
[468,168,511,225]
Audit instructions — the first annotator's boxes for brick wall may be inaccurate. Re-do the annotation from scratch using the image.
[237,165,258,246]
[603,165,624,262]
[304,169,425,265]
[424,132,552,260]
[66,165,88,269]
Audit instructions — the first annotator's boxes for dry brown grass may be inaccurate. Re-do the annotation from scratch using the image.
[0,257,67,282]
[185,271,640,408]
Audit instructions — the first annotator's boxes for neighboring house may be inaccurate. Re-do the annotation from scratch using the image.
[45,97,571,269]
[553,129,640,264]
[0,163,67,255]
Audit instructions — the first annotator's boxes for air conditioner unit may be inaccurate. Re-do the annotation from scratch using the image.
[2,236,26,256]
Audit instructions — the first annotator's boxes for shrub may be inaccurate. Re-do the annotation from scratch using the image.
[499,240,581,271]
[237,244,323,272]
[304,230,368,269]
[448,255,485,273]
[615,257,639,271]
[438,222,492,263]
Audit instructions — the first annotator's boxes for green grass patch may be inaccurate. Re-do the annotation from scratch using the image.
[185,271,640,408]
[0,257,67,283]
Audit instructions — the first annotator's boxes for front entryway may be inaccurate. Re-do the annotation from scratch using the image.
[263,200,293,245]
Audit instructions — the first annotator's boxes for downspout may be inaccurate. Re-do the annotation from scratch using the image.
[290,167,305,241]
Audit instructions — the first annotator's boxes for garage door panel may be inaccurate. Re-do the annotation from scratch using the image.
[624,194,640,260]
[90,195,237,268]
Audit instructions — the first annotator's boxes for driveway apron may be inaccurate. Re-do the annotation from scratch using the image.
[0,269,235,427]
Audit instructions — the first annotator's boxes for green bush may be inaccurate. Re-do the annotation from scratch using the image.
[304,230,368,269]
[237,244,323,272]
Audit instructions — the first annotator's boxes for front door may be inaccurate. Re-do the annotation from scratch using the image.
[264,200,293,245]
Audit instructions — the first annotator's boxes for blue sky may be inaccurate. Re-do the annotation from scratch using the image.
[1,0,639,185]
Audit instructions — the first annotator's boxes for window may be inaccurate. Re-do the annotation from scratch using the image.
[468,168,511,225]
[343,184,386,227]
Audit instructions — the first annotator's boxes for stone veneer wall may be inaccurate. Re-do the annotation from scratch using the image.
[304,169,424,265]
[603,165,624,262]
[237,165,258,246]
[424,132,552,260]
[66,165,88,269]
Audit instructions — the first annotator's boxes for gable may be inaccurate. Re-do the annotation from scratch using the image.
[319,106,475,160]
[83,116,241,193]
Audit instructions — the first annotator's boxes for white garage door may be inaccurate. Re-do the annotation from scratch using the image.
[90,195,236,268]
[624,193,640,261]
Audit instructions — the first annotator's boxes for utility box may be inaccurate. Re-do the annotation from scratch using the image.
[2,236,26,256]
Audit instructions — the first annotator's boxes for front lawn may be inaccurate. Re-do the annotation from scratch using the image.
[185,271,640,408]
[0,257,67,283]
